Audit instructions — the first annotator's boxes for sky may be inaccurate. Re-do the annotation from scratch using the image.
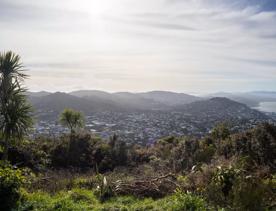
[1,0,276,93]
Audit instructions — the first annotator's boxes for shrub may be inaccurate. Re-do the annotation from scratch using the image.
[231,176,268,211]
[51,134,100,169]
[0,162,25,210]
[168,190,209,211]
[51,134,119,172]
[211,123,230,140]
[206,165,271,210]
[194,145,215,163]
[94,174,114,202]
[8,139,52,171]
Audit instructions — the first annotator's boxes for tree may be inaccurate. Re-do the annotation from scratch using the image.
[211,123,230,140]
[0,51,33,160]
[108,134,128,166]
[59,108,84,134]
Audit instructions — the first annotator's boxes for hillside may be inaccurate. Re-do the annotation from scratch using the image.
[28,92,269,125]
[177,97,268,121]
[30,92,123,113]
[113,92,166,110]
[29,90,276,110]
[138,91,201,106]
[70,90,111,98]
[29,94,270,141]
[26,91,51,98]
[206,91,276,107]
[70,90,200,108]
[29,90,203,113]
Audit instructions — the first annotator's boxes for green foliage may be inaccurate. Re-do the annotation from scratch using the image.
[19,188,210,211]
[51,134,96,168]
[0,51,33,160]
[231,175,268,210]
[219,123,276,169]
[212,166,240,198]
[8,139,52,171]
[51,134,108,170]
[59,108,84,134]
[19,189,97,211]
[94,175,114,202]
[168,190,209,211]
[129,144,152,164]
[51,134,129,172]
[0,161,25,210]
[206,165,271,210]
[109,134,128,167]
[211,123,230,140]
[194,145,215,163]
[1,121,275,210]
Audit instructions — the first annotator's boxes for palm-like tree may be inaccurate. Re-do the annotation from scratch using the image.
[59,108,84,135]
[0,51,33,160]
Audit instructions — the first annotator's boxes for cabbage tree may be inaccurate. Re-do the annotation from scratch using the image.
[59,108,84,134]
[0,51,33,160]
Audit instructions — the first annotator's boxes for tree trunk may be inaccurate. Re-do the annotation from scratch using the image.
[2,136,9,160]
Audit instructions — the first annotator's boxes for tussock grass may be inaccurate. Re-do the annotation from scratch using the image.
[18,188,210,211]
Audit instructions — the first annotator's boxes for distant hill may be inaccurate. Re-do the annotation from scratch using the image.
[27,91,270,122]
[138,91,201,106]
[206,91,276,107]
[27,91,51,98]
[70,90,112,99]
[68,90,201,110]
[70,90,200,107]
[30,92,122,114]
[29,91,168,114]
[113,92,166,110]
[70,90,167,110]
[27,90,203,114]
[176,97,268,121]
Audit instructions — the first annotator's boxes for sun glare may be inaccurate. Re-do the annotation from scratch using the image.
[81,0,116,17]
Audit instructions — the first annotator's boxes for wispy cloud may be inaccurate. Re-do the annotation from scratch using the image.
[230,57,276,67]
[0,0,88,22]
[1,0,276,92]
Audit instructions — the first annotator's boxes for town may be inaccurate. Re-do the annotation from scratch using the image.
[32,110,275,145]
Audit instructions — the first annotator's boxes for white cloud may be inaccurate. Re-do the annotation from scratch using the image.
[0,0,275,93]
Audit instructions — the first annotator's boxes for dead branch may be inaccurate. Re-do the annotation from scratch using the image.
[112,173,179,198]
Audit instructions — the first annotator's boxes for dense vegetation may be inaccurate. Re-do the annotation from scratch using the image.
[1,52,275,210]
[0,123,275,210]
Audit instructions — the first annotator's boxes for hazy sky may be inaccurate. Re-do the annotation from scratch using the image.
[1,0,276,93]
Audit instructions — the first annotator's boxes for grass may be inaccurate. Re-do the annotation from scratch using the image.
[18,188,211,211]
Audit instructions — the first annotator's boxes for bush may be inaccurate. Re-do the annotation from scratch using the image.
[51,134,101,169]
[8,139,52,171]
[167,190,209,211]
[0,162,25,210]
[231,176,268,211]
[50,134,130,173]
[94,175,114,202]
[206,165,271,210]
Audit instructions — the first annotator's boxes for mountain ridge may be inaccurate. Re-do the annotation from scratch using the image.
[27,91,269,123]
[27,90,276,117]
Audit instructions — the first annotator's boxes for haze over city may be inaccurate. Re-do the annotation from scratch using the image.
[1,0,276,93]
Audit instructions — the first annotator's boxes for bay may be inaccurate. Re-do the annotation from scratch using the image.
[254,102,276,113]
